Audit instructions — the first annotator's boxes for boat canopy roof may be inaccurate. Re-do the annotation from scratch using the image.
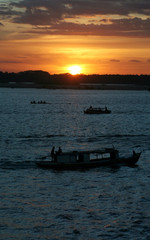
[87,107,106,110]
[60,148,117,155]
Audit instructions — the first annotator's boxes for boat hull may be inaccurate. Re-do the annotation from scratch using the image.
[84,110,111,114]
[36,152,141,170]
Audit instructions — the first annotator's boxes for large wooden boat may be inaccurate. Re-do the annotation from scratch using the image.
[36,148,141,170]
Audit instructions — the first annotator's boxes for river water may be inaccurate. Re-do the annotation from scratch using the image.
[0,88,150,240]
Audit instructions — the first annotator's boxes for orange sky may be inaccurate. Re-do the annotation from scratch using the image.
[0,0,150,75]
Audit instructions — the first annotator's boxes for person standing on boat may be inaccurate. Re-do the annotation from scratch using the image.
[51,146,55,160]
[58,147,62,154]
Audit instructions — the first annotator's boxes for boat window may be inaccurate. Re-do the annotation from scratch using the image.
[90,153,100,160]
[90,153,110,160]
[102,153,110,159]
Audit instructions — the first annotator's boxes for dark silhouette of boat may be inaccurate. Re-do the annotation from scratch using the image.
[36,148,141,170]
[84,106,111,114]
[30,101,50,104]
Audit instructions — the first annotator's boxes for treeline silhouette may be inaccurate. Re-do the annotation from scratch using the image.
[0,70,150,86]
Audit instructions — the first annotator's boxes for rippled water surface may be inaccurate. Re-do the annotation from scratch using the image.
[0,88,150,240]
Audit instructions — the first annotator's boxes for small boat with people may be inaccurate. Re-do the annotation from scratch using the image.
[30,100,50,104]
[36,147,141,170]
[84,106,111,114]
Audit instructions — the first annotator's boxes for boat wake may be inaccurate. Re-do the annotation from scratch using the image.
[17,134,65,139]
[0,159,37,170]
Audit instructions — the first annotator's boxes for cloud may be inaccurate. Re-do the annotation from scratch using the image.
[0,60,23,63]
[0,0,150,37]
[11,1,65,25]
[110,59,120,62]
[10,0,150,16]
[30,18,150,37]
[129,59,141,63]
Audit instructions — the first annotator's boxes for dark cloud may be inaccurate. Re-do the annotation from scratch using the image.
[31,18,150,37]
[129,59,141,63]
[110,59,120,62]
[10,0,150,16]
[0,60,23,63]
[0,2,19,20]
[0,0,150,37]
[11,0,66,25]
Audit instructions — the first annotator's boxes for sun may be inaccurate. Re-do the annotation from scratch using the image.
[68,65,82,75]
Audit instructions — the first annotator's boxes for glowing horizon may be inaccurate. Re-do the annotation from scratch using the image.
[0,1,150,75]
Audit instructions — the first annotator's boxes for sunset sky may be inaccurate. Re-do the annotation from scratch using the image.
[0,0,150,75]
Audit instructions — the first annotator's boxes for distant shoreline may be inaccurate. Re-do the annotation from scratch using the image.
[1,71,150,90]
[0,82,149,90]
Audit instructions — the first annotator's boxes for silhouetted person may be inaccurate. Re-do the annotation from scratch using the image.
[58,147,62,154]
[51,146,55,160]
[133,150,136,155]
